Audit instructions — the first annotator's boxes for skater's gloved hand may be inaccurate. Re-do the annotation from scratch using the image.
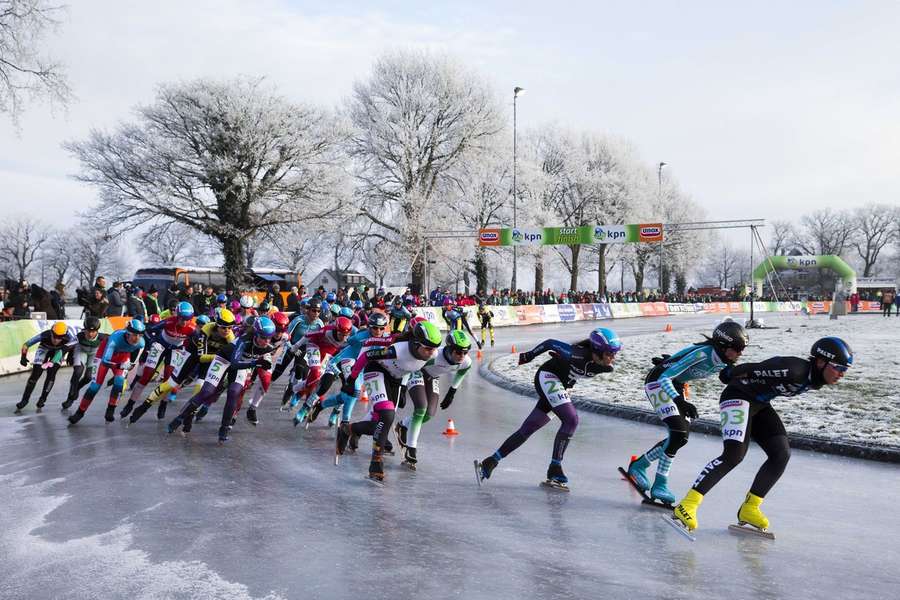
[255,357,272,371]
[19,353,28,367]
[440,388,456,410]
[675,398,699,420]
[518,351,534,365]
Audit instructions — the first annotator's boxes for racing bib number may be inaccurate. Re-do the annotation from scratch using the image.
[305,347,321,367]
[363,371,389,404]
[205,356,230,388]
[645,381,679,420]
[33,347,50,365]
[539,371,571,407]
[233,368,251,387]
[719,398,750,442]
[407,371,425,389]
[145,343,164,369]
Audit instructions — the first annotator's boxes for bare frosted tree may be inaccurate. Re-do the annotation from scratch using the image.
[850,204,896,277]
[359,237,394,289]
[263,225,323,280]
[703,238,739,289]
[42,228,73,288]
[139,222,211,265]
[347,50,502,293]
[0,215,48,280]
[0,0,72,127]
[796,209,852,256]
[70,220,116,289]
[768,220,796,256]
[66,77,348,288]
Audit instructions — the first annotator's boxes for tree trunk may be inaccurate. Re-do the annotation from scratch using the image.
[463,269,471,296]
[221,236,247,290]
[597,247,607,296]
[473,247,489,294]
[410,252,425,295]
[632,261,645,293]
[675,271,687,295]
[568,244,580,291]
[533,249,544,293]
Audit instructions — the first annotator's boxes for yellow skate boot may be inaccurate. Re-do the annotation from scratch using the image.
[737,492,770,530]
[673,489,704,531]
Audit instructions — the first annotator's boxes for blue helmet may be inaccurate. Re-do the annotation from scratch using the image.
[589,327,622,354]
[216,293,227,304]
[321,301,330,315]
[352,299,363,310]
[330,303,341,316]
[300,298,310,307]
[340,306,354,318]
[253,316,276,338]
[176,301,194,319]
[326,292,336,302]
[126,319,146,335]
[811,337,853,369]
[196,314,211,326]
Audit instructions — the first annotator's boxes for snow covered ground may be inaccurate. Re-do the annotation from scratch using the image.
[490,313,900,448]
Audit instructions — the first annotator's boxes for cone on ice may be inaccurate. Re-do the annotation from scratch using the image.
[664,323,673,332]
[359,387,368,404]
[442,418,459,436]
[511,344,517,353]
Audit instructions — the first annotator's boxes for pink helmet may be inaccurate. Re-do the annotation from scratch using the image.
[230,300,241,312]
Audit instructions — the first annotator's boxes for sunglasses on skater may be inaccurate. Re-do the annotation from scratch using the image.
[827,362,849,373]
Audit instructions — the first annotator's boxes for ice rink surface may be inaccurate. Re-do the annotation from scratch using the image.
[1,315,897,600]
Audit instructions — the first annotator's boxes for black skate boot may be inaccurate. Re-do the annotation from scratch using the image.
[61,396,75,410]
[68,409,85,426]
[156,400,168,420]
[383,439,394,456]
[246,406,259,425]
[368,447,385,485]
[477,455,498,482]
[129,401,152,424]
[182,407,197,434]
[542,462,570,491]
[308,401,324,423]
[218,425,229,444]
[104,405,116,423]
[14,399,28,414]
[336,422,351,455]
[402,447,418,470]
[119,400,135,418]
[36,396,48,412]
[394,421,408,449]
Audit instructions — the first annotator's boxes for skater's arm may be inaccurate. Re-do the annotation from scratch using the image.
[519,339,571,365]
[656,349,708,400]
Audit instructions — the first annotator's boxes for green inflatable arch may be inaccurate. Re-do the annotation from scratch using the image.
[752,255,856,296]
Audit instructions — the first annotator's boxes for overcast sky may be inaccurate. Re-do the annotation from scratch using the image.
[2,0,898,232]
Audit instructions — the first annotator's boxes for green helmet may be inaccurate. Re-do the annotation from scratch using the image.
[445,330,472,352]
[412,321,442,348]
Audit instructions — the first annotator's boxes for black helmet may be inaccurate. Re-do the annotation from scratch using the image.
[712,321,748,352]
[368,312,388,328]
[306,298,321,311]
[84,316,101,331]
[810,337,853,369]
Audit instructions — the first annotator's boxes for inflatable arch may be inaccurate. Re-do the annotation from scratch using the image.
[752,255,856,296]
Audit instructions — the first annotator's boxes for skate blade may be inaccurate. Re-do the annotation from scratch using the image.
[729,523,775,540]
[473,460,483,487]
[641,498,675,510]
[540,480,570,492]
[617,466,650,495]
[334,454,340,466]
[364,475,385,487]
[661,515,696,542]
[401,461,417,471]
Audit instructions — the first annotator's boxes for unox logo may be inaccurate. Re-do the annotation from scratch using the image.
[640,226,662,237]
[479,231,498,242]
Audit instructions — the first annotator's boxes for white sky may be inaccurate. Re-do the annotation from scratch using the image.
[2,0,898,232]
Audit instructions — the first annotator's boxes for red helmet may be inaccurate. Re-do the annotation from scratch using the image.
[271,311,290,332]
[149,314,161,324]
[408,315,427,328]
[334,316,353,336]
[442,298,453,307]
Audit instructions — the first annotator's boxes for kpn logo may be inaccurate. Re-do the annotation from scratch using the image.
[593,226,625,242]
[511,228,542,243]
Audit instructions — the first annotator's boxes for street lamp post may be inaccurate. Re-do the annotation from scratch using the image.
[511,86,525,292]
[657,161,667,292]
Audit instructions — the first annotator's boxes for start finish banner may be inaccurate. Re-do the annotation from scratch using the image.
[478,223,663,247]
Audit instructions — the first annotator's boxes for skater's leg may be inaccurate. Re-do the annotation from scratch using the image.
[549,402,578,463]
[405,381,428,449]
[496,406,552,459]
[36,363,60,405]
[18,364,44,408]
[692,439,748,495]
[66,364,85,405]
[748,406,790,498]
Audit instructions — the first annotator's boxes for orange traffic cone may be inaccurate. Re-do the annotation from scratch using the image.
[476,349,483,360]
[511,344,517,353]
[359,387,368,404]
[631,455,638,463]
[664,323,673,332]
[442,418,460,436]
